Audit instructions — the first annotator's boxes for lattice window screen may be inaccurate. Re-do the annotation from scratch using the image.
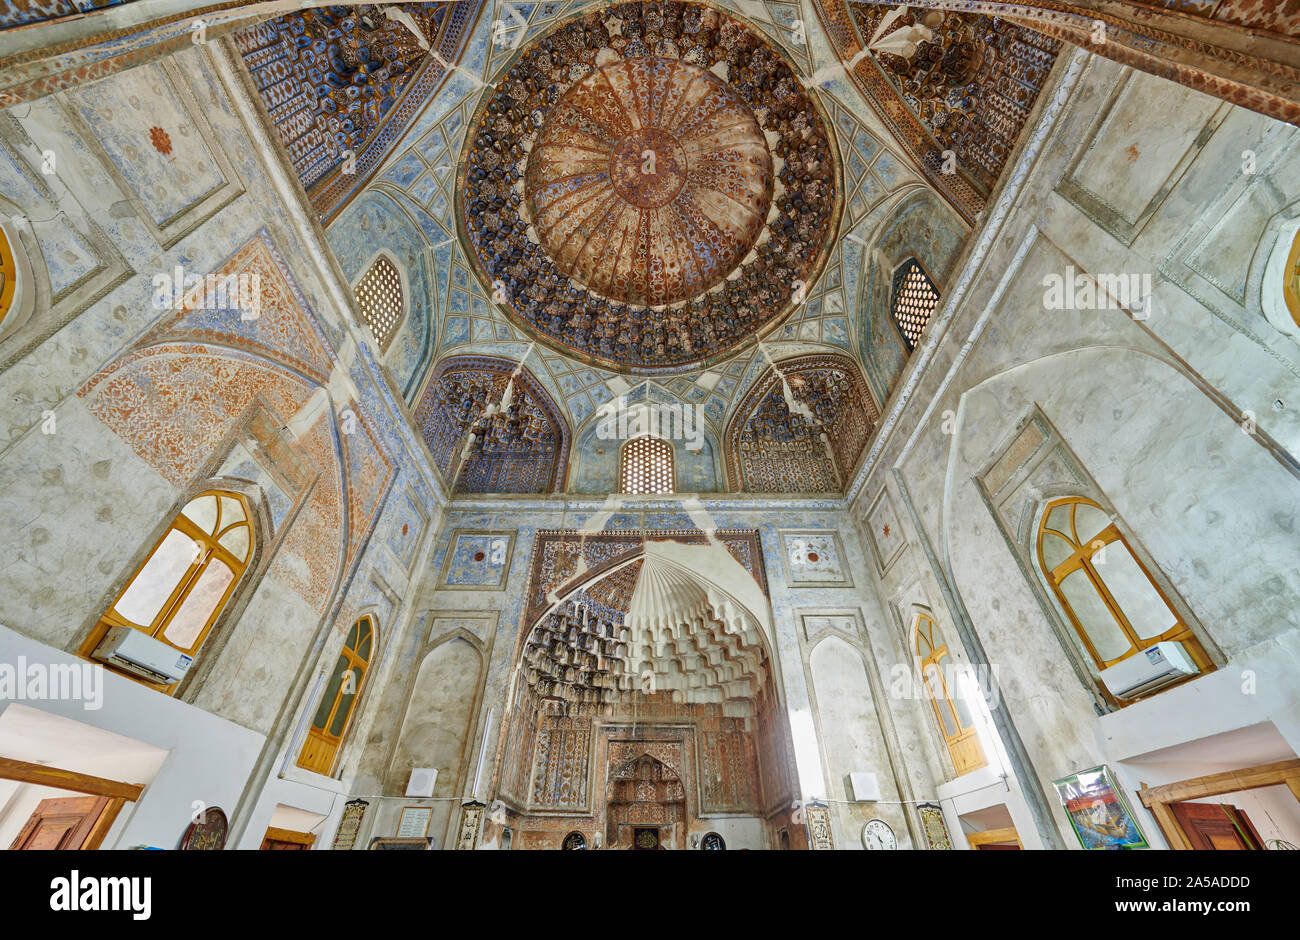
[354,255,404,352]
[890,258,940,351]
[620,437,674,495]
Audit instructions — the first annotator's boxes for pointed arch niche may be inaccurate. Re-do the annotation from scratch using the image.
[412,355,570,494]
[725,353,878,493]
[485,535,799,850]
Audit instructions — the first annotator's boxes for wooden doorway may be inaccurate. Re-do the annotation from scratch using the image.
[967,826,1023,850]
[9,796,116,850]
[260,826,316,850]
[1,756,143,851]
[1169,803,1264,850]
[1138,758,1300,850]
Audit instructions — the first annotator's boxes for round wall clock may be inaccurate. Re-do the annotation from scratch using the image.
[180,807,229,850]
[862,819,898,850]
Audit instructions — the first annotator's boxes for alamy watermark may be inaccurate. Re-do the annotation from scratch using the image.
[595,396,705,452]
[152,265,262,320]
[1042,266,1155,319]
[0,656,104,711]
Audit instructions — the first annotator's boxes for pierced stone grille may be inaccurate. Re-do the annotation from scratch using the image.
[354,256,404,352]
[621,437,674,495]
[891,259,940,351]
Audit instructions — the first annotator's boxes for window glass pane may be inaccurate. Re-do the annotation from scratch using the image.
[1040,530,1074,571]
[218,524,250,561]
[114,529,200,626]
[358,633,372,660]
[181,494,218,535]
[313,655,349,730]
[938,652,974,728]
[163,558,234,649]
[345,621,360,649]
[1098,542,1178,639]
[1045,503,1072,536]
[329,669,361,737]
[923,665,958,736]
[1073,502,1111,546]
[1059,570,1131,661]
[218,495,245,526]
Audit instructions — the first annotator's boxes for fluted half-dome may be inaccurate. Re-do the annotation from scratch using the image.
[524,58,772,307]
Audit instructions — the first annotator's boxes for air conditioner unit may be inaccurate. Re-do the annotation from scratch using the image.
[848,772,882,802]
[406,768,438,798]
[92,626,194,684]
[1099,641,1198,700]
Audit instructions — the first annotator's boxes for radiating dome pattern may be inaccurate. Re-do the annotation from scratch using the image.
[525,57,772,307]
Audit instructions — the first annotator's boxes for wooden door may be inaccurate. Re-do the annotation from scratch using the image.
[1170,802,1264,850]
[9,796,113,850]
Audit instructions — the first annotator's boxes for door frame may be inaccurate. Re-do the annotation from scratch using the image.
[0,756,145,850]
[1136,758,1300,850]
[260,826,316,849]
[966,826,1022,849]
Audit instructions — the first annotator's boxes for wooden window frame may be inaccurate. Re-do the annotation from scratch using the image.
[296,615,376,776]
[1036,497,1212,703]
[619,436,675,495]
[1137,759,1300,850]
[78,489,255,694]
[913,613,986,777]
[1284,226,1300,329]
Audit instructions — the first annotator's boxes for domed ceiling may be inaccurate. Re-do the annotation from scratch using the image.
[459,1,841,373]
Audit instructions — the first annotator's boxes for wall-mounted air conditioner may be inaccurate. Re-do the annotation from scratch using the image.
[1099,641,1198,700]
[92,626,194,684]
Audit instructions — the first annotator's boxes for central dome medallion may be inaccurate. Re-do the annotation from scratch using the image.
[459,1,840,372]
[525,58,772,307]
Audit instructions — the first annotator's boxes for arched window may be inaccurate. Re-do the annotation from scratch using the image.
[298,615,376,775]
[890,257,939,351]
[0,214,36,343]
[561,831,586,850]
[1036,497,1211,689]
[353,255,404,352]
[914,613,986,777]
[83,490,254,688]
[620,436,674,494]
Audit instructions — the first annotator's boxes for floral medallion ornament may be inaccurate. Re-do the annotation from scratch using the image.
[459,1,840,372]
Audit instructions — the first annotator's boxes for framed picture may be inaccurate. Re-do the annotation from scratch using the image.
[369,837,430,850]
[396,805,433,839]
[1053,765,1148,849]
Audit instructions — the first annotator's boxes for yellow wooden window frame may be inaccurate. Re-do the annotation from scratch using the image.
[1036,496,1212,693]
[0,224,17,325]
[1284,227,1300,329]
[297,616,376,776]
[914,613,986,776]
[80,490,254,692]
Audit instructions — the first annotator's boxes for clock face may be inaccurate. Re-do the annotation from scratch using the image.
[862,819,897,850]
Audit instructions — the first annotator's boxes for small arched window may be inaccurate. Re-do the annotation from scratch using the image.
[890,257,939,351]
[353,255,404,353]
[620,436,674,494]
[298,616,376,776]
[83,490,254,687]
[1036,497,1211,689]
[914,613,986,776]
